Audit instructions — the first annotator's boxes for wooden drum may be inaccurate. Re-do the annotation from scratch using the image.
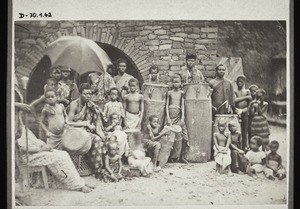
[184,83,212,163]
[141,83,169,133]
[61,127,92,155]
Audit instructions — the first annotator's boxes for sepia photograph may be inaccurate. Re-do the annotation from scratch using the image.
[9,0,291,208]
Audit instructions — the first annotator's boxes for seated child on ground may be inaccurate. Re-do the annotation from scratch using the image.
[265,140,286,180]
[100,142,124,182]
[105,113,129,163]
[245,136,274,180]
[127,131,154,176]
[228,121,248,174]
[213,118,232,176]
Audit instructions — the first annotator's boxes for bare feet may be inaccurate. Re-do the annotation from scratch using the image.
[80,186,92,193]
[85,183,96,189]
[179,158,189,164]
[154,166,162,172]
[267,175,275,180]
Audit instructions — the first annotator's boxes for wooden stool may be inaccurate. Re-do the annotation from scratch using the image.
[70,154,92,176]
[19,165,49,191]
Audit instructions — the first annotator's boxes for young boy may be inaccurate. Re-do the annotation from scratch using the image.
[166,74,189,164]
[249,84,259,100]
[213,118,232,176]
[105,113,129,163]
[123,78,144,130]
[228,121,248,174]
[40,88,92,149]
[235,75,252,150]
[148,65,160,84]
[265,140,286,180]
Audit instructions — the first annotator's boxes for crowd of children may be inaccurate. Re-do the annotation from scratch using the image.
[25,53,286,187]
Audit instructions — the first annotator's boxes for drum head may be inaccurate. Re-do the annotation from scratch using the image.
[62,128,92,154]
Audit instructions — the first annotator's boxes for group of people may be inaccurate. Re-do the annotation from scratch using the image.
[14,52,286,196]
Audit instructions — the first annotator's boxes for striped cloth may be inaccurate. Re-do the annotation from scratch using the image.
[250,115,270,139]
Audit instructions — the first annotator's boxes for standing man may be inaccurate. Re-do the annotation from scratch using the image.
[179,52,205,84]
[235,75,252,149]
[113,58,134,99]
[88,70,115,109]
[209,64,235,114]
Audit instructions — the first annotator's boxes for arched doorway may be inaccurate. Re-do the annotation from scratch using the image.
[26,41,143,103]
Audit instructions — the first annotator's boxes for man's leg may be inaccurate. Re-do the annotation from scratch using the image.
[241,112,249,149]
[179,121,189,164]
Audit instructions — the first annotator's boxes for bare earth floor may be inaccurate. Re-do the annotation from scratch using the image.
[24,125,288,206]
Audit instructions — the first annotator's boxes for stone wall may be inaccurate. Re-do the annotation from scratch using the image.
[14,20,219,88]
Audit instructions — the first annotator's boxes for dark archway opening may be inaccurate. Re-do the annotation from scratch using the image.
[27,41,143,103]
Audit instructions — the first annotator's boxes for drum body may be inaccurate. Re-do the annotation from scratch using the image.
[62,127,92,155]
[141,83,169,133]
[184,83,212,163]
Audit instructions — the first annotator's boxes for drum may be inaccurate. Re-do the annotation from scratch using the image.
[184,83,212,163]
[141,83,169,133]
[157,125,182,167]
[61,127,92,155]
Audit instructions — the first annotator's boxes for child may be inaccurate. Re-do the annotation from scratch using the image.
[101,142,124,182]
[249,84,259,100]
[248,89,270,151]
[103,87,125,126]
[146,115,169,170]
[105,113,129,163]
[127,131,154,176]
[265,140,286,180]
[148,65,160,84]
[123,78,144,130]
[213,118,232,176]
[166,74,189,164]
[234,75,252,149]
[40,88,94,149]
[245,136,274,179]
[228,121,248,174]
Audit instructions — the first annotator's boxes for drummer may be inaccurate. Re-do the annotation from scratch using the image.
[178,51,205,84]
[67,83,107,178]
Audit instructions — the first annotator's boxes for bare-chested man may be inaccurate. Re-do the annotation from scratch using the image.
[166,74,189,164]
[235,75,252,149]
[123,78,144,130]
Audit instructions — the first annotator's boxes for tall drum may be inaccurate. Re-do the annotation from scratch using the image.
[141,83,169,133]
[184,83,212,163]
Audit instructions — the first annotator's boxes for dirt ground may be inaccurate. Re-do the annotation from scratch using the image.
[19,125,288,206]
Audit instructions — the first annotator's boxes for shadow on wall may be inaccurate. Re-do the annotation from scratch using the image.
[217,21,286,97]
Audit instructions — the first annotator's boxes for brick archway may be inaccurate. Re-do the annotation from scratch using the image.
[15,22,152,91]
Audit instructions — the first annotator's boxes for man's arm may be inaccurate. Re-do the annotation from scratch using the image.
[139,95,144,123]
[181,91,185,121]
[165,91,171,124]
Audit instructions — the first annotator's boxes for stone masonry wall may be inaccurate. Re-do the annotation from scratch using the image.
[14,20,219,88]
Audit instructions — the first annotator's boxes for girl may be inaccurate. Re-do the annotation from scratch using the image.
[249,89,270,151]
[101,142,124,182]
[103,87,126,126]
[213,118,232,176]
[245,136,274,180]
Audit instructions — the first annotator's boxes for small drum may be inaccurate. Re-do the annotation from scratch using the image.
[158,125,182,167]
[141,83,169,133]
[62,127,92,155]
[184,83,212,163]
